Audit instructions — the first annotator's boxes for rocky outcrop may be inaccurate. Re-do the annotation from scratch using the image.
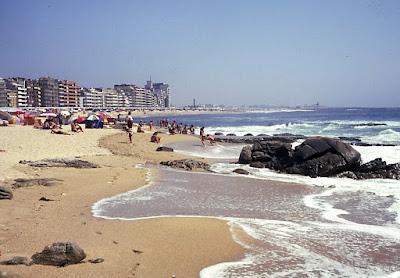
[12,178,62,189]
[233,168,249,175]
[0,256,30,266]
[240,137,362,177]
[215,135,297,144]
[31,242,86,267]
[0,186,13,200]
[156,146,174,152]
[20,159,99,169]
[238,146,252,164]
[160,159,210,171]
[337,158,400,180]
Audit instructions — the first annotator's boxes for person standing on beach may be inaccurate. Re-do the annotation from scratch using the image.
[126,112,133,143]
[200,126,206,146]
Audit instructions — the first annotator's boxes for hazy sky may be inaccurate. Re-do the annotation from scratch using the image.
[1,0,399,107]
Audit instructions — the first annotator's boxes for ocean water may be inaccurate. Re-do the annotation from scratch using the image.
[94,108,400,277]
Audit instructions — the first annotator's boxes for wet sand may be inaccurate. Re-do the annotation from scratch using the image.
[0,128,244,277]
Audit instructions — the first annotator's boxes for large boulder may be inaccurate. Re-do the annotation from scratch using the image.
[240,137,362,178]
[0,186,13,200]
[238,146,252,164]
[31,242,86,267]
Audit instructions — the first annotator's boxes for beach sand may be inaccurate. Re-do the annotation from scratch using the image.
[0,126,244,277]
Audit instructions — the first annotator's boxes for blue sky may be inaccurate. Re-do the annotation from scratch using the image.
[1,0,399,107]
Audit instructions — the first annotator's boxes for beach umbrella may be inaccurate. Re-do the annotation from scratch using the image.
[87,114,99,121]
[0,111,13,121]
[40,112,57,117]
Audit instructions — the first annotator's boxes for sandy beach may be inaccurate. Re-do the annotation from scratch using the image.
[0,126,244,277]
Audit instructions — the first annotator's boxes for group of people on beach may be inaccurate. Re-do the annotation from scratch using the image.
[33,116,83,135]
[124,113,215,147]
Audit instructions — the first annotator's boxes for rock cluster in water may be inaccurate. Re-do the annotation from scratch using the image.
[160,159,210,171]
[239,136,400,179]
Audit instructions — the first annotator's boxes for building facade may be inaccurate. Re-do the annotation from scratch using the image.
[39,77,59,107]
[59,80,80,107]
[0,78,8,107]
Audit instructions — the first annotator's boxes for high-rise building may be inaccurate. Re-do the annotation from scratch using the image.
[103,88,119,109]
[39,77,59,107]
[5,78,28,108]
[26,79,41,107]
[0,78,8,107]
[152,82,170,108]
[59,80,80,107]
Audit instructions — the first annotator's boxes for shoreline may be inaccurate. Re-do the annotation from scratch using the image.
[0,126,244,277]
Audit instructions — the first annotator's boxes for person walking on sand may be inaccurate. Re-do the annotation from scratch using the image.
[126,112,133,143]
[200,126,206,146]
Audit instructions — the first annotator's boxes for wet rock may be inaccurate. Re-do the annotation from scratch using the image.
[226,133,236,136]
[249,161,265,168]
[238,146,252,164]
[233,168,249,175]
[241,137,363,178]
[214,132,224,136]
[12,178,62,189]
[20,159,98,169]
[160,159,210,171]
[31,242,86,267]
[156,146,173,152]
[0,256,30,266]
[88,258,104,264]
[0,186,13,200]
[244,133,253,136]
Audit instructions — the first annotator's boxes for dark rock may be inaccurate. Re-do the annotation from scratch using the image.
[88,258,104,264]
[156,146,174,152]
[31,242,86,267]
[226,133,236,136]
[233,168,249,175]
[257,134,268,136]
[249,161,265,168]
[338,136,362,142]
[351,123,387,127]
[0,186,13,200]
[39,197,54,202]
[252,151,271,162]
[241,136,364,178]
[214,132,224,136]
[244,133,253,136]
[336,171,358,179]
[20,159,98,169]
[356,158,387,173]
[160,159,210,171]
[238,146,252,164]
[0,256,30,266]
[12,178,62,189]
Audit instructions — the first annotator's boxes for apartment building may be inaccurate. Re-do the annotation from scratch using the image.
[39,77,59,107]
[59,80,80,107]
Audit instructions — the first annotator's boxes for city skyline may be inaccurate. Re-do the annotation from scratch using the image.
[1,0,400,107]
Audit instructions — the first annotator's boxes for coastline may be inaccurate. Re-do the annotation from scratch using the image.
[0,126,244,277]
